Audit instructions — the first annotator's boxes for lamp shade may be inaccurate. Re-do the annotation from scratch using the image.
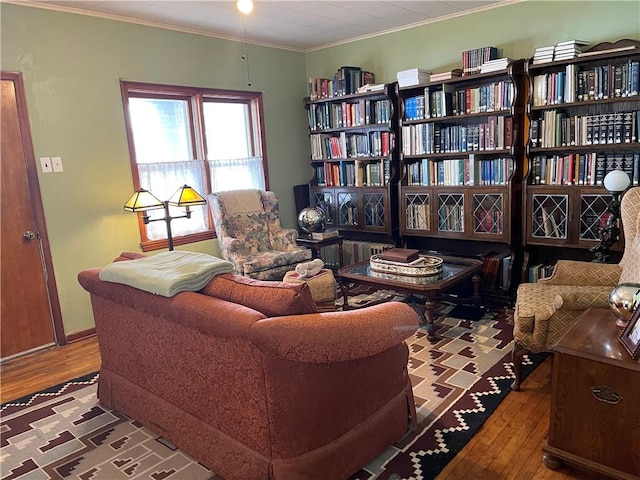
[168,185,207,207]
[603,170,631,193]
[237,0,253,14]
[124,188,164,212]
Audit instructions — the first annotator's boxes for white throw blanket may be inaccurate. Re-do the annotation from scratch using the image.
[99,251,234,297]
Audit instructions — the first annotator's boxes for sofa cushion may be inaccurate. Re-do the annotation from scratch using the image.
[202,273,317,317]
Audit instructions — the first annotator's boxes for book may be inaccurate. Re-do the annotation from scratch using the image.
[379,248,419,263]
[430,69,463,82]
[311,229,339,240]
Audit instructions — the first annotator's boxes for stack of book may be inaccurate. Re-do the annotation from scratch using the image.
[532,45,555,64]
[397,68,431,87]
[480,58,512,73]
[462,46,498,76]
[554,39,589,61]
[430,69,463,82]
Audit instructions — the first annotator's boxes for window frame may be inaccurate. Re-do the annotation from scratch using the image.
[120,80,269,251]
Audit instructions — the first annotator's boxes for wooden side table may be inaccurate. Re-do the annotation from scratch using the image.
[296,234,344,269]
[543,307,640,480]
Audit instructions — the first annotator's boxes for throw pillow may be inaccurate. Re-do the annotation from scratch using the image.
[202,273,317,317]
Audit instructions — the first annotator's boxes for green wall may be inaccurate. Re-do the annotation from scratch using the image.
[1,3,310,335]
[305,1,640,82]
[1,0,638,336]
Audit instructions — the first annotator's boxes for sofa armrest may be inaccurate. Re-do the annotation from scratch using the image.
[78,268,266,339]
[556,287,612,311]
[249,302,419,363]
[539,260,621,286]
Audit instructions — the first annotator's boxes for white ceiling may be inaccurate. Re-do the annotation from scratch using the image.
[14,0,517,52]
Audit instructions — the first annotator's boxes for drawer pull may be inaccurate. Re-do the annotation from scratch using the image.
[591,386,622,405]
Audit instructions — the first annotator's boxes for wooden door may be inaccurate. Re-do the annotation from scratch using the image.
[1,72,64,360]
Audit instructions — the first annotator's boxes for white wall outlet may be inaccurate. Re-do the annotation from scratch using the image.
[40,157,53,173]
[52,156,64,172]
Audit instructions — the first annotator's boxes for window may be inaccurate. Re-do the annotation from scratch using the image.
[121,81,268,251]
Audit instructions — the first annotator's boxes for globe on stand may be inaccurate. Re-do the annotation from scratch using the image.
[609,283,640,328]
[297,207,326,233]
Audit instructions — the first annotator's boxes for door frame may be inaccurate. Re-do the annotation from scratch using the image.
[2,71,65,350]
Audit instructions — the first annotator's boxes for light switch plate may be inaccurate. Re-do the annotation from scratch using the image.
[40,157,53,173]
[52,156,63,172]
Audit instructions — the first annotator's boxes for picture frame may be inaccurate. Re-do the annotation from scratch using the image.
[619,292,640,360]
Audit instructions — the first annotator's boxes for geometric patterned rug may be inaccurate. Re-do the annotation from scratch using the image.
[0,303,546,480]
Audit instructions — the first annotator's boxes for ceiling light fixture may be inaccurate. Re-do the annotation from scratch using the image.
[237,0,253,15]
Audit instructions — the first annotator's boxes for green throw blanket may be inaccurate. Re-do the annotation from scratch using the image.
[99,251,234,297]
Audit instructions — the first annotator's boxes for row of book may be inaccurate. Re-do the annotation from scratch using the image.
[532,60,640,106]
[462,46,499,76]
[401,116,513,155]
[308,99,392,131]
[314,159,391,187]
[531,110,638,148]
[404,203,505,235]
[527,263,555,283]
[403,80,514,120]
[533,39,590,64]
[474,207,503,235]
[307,66,375,100]
[405,157,513,187]
[405,202,430,230]
[310,131,393,160]
[481,253,512,291]
[534,207,566,239]
[529,152,640,186]
[438,204,464,231]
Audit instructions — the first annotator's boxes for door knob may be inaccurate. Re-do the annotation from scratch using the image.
[23,231,36,240]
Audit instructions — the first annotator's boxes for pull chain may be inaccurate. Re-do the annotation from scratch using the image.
[240,14,252,87]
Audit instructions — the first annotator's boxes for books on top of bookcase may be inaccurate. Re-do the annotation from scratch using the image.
[430,69,463,82]
[397,68,431,87]
[480,58,513,73]
[533,45,555,64]
[462,46,498,76]
[532,40,591,64]
[554,40,590,61]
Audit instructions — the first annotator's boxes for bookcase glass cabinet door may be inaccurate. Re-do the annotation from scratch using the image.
[311,188,336,228]
[403,191,431,233]
[337,190,359,228]
[473,192,505,235]
[437,192,465,234]
[363,191,388,230]
[530,193,569,242]
[579,193,613,242]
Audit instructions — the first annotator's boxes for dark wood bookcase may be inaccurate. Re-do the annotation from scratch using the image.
[522,39,640,279]
[304,85,399,241]
[395,60,527,300]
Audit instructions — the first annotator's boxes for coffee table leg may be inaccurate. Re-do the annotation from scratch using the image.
[424,294,438,343]
[341,281,352,310]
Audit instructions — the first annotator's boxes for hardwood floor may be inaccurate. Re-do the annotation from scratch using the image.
[0,337,604,479]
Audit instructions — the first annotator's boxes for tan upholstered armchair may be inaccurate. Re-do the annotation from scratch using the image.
[512,186,640,390]
[209,189,312,281]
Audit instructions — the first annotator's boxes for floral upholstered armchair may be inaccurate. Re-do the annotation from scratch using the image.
[512,186,640,390]
[209,189,312,281]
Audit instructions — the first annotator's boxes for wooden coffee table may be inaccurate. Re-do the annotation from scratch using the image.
[338,255,483,342]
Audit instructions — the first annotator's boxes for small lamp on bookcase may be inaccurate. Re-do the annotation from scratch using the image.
[124,185,207,251]
[591,170,631,263]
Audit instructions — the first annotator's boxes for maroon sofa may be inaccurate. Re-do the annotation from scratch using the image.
[78,257,419,480]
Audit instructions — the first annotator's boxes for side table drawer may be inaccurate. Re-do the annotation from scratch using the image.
[549,353,640,477]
